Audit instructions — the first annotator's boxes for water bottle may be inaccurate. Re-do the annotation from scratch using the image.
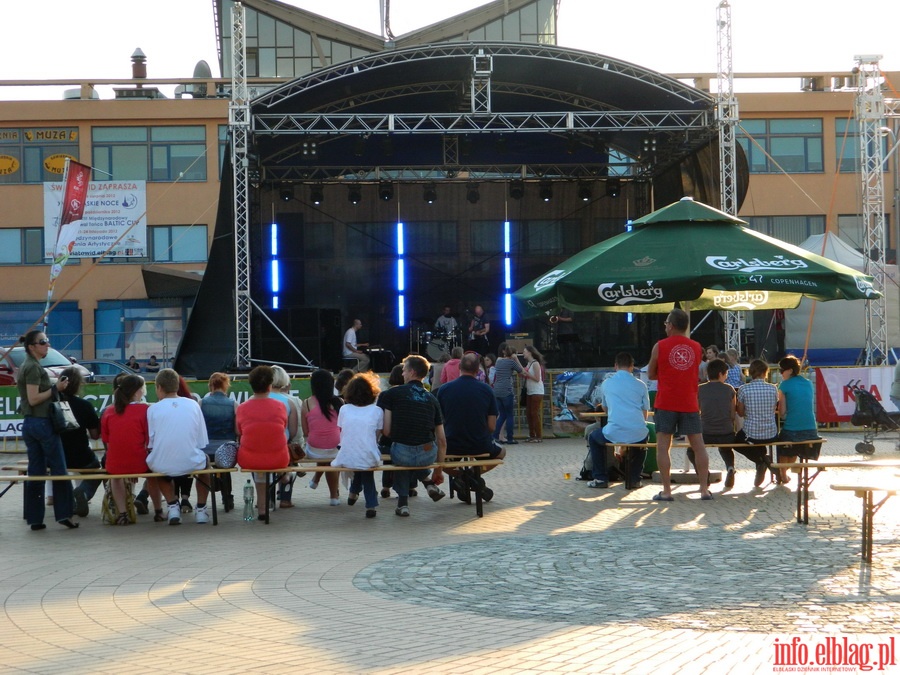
[243,480,255,521]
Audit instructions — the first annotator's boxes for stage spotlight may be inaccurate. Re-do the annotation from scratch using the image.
[466,184,480,204]
[347,185,362,205]
[577,183,592,202]
[509,180,524,200]
[423,183,437,204]
[539,182,553,202]
[310,186,324,205]
[279,185,293,202]
[378,182,394,202]
[605,178,621,198]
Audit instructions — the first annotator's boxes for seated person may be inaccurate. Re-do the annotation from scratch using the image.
[125,355,141,372]
[146,368,211,525]
[144,355,161,373]
[435,352,505,502]
[586,353,649,489]
[694,358,771,489]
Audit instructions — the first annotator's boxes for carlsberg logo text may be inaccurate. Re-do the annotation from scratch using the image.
[705,255,807,273]
[598,283,664,305]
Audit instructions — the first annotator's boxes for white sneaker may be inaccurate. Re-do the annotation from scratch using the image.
[195,505,209,524]
[167,503,181,526]
[308,479,318,490]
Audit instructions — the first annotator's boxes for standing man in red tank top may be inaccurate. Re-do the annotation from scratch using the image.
[647,308,713,501]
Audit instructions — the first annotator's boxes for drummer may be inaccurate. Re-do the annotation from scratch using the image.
[434,306,458,337]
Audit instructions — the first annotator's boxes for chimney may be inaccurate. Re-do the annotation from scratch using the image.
[131,48,147,80]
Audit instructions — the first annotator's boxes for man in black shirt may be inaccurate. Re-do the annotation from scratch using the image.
[378,355,446,516]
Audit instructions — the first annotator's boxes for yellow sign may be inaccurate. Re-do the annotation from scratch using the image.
[43,153,77,175]
[0,155,20,176]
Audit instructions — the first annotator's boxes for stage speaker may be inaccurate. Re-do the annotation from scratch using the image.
[506,337,533,354]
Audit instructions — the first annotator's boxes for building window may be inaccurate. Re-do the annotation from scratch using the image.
[743,215,825,245]
[92,126,207,182]
[835,119,889,173]
[346,222,395,258]
[407,221,458,254]
[151,225,208,262]
[738,119,824,173]
[0,228,52,264]
[0,127,79,185]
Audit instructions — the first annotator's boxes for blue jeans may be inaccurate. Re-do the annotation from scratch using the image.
[23,417,74,525]
[493,394,515,442]
[588,427,647,486]
[349,471,379,508]
[389,442,437,498]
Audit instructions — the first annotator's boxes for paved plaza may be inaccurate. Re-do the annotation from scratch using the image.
[1,431,898,674]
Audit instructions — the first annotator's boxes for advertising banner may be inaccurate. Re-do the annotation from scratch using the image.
[814,366,896,423]
[43,179,147,258]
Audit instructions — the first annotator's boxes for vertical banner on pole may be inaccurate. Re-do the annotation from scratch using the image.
[44,159,92,329]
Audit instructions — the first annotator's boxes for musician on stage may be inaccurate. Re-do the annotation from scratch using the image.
[434,306,459,336]
[342,319,370,372]
[467,305,490,355]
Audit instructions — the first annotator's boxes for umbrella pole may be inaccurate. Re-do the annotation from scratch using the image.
[689,310,714,335]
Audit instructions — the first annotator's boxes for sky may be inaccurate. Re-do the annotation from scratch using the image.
[1,0,899,100]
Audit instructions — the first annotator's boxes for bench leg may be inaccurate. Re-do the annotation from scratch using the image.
[472,466,485,518]
[862,491,873,564]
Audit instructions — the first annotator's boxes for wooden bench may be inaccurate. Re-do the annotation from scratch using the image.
[772,455,899,525]
[0,467,236,525]
[253,458,503,522]
[831,482,900,563]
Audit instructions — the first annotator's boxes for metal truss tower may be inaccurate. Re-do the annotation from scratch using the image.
[855,55,888,364]
[230,2,252,369]
[716,0,741,353]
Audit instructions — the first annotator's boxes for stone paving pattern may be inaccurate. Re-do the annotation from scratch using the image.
[1,432,898,674]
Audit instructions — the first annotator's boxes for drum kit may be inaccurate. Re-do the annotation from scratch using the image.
[414,325,463,361]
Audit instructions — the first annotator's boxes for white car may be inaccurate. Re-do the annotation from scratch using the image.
[0,346,91,386]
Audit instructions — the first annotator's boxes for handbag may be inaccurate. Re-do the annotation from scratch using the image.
[520,381,528,407]
[288,442,306,463]
[214,440,239,469]
[49,390,79,433]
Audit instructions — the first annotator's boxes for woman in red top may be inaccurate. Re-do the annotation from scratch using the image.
[101,374,162,524]
[237,365,289,520]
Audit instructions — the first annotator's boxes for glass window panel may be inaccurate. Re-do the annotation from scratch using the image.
[111,145,148,180]
[258,48,276,76]
[332,41,351,63]
[257,13,275,44]
[93,127,147,142]
[294,30,311,57]
[838,214,864,249]
[170,225,208,262]
[276,19,293,47]
[245,7,257,35]
[408,221,457,254]
[346,222,394,258]
[770,137,805,172]
[23,146,43,183]
[770,119,822,134]
[169,144,206,181]
[484,19,503,40]
[740,120,766,135]
[150,126,204,142]
[521,5,538,32]
[805,138,823,171]
[152,227,171,261]
[276,58,295,78]
[24,228,44,264]
[92,147,111,180]
[304,222,334,258]
[151,146,169,181]
[0,230,21,263]
[471,220,506,256]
